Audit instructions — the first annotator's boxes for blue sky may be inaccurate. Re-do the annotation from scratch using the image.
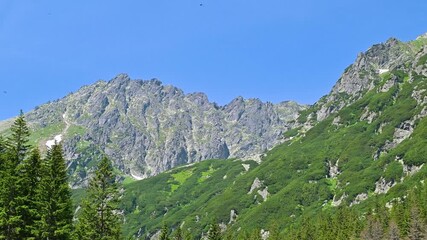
[0,0,426,120]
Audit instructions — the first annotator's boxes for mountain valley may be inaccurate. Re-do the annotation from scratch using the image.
[1,33,427,239]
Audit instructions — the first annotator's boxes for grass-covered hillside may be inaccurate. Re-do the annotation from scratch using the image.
[120,159,259,238]
[119,36,427,239]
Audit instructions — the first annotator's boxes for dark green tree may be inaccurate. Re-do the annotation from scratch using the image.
[16,148,43,238]
[391,198,410,236]
[387,219,400,240]
[207,221,221,240]
[159,224,170,240]
[298,216,315,240]
[0,136,5,169]
[407,206,424,240]
[7,110,30,163]
[75,157,121,240]
[37,144,73,239]
[360,215,383,240]
[267,222,281,240]
[0,112,30,239]
[172,226,183,240]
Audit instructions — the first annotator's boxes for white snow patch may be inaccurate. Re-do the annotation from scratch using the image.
[131,172,144,180]
[378,68,389,74]
[46,134,63,149]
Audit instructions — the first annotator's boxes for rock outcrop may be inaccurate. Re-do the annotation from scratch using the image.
[21,75,305,186]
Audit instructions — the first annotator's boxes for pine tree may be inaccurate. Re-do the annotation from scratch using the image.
[75,156,121,240]
[182,227,193,240]
[0,112,30,239]
[407,206,424,240]
[360,215,383,240]
[207,221,221,240]
[37,144,73,239]
[267,222,281,240]
[387,219,400,240]
[159,224,170,240]
[0,136,5,169]
[173,226,183,240]
[391,199,410,236]
[7,110,30,163]
[15,148,43,238]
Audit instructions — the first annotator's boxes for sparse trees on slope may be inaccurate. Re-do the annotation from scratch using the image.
[75,157,121,240]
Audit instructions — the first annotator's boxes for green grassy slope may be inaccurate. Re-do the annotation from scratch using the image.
[119,56,427,238]
[121,159,259,238]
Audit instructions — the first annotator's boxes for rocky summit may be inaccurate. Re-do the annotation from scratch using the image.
[13,76,305,186]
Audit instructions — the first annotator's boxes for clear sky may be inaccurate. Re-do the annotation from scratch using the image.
[1,0,426,120]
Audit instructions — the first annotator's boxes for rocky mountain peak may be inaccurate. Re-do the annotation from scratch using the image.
[313,35,425,122]
[110,73,131,83]
[19,75,306,186]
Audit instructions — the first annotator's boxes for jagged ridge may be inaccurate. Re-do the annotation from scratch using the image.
[17,76,305,186]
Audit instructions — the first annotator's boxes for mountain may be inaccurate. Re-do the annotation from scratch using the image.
[300,33,427,126]
[116,34,427,239]
[0,76,305,187]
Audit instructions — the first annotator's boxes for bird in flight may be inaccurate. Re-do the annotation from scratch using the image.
[200,3,203,6]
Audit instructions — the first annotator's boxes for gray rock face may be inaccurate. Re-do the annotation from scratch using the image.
[374,177,395,195]
[248,177,263,194]
[314,38,414,122]
[23,75,305,184]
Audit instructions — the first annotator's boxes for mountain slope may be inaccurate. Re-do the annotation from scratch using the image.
[118,34,427,239]
[299,33,427,126]
[0,77,305,186]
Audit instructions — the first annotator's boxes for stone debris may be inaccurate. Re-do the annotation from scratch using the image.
[242,164,250,172]
[248,177,263,194]
[350,193,368,206]
[229,209,238,224]
[374,177,395,194]
[257,187,270,202]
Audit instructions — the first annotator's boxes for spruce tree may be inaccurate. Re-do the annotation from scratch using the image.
[0,112,30,239]
[7,110,30,163]
[207,221,221,240]
[159,224,170,240]
[387,220,400,240]
[37,144,73,239]
[0,136,5,169]
[75,157,121,240]
[16,148,43,239]
[360,215,383,240]
[172,226,183,240]
[407,206,424,240]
